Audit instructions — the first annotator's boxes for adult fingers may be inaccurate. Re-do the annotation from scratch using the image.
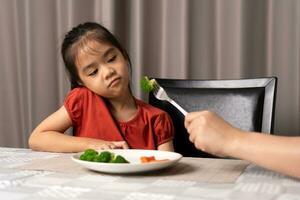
[184,112,201,126]
[184,111,211,128]
[185,116,203,135]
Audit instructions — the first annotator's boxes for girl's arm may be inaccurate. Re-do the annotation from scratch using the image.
[28,106,128,153]
[185,111,300,179]
[157,140,174,151]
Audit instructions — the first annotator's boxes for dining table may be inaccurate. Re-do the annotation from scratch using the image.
[0,147,299,200]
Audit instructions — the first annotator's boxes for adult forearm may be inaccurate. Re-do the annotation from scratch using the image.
[230,132,300,178]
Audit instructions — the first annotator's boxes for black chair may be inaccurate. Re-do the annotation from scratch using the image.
[149,77,277,158]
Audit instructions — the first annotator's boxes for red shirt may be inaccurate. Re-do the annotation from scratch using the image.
[64,87,174,150]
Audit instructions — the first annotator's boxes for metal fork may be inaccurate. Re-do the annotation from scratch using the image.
[153,81,188,116]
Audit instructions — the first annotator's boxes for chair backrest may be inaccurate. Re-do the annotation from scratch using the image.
[149,77,277,158]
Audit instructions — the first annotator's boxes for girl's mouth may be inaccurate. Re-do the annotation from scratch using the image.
[108,77,121,88]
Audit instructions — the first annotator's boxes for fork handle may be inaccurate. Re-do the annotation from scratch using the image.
[169,100,188,116]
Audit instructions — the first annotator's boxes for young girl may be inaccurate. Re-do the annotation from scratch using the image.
[29,22,174,153]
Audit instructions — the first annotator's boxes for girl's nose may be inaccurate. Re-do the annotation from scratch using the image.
[103,65,115,79]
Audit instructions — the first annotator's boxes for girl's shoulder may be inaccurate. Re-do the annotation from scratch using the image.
[64,87,103,107]
[64,87,92,124]
[65,87,96,100]
[67,87,91,96]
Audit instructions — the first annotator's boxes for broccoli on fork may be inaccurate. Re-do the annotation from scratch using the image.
[140,76,156,93]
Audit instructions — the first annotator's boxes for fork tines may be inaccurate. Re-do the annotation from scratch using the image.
[152,79,160,93]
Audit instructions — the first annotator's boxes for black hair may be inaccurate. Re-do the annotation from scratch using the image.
[61,22,131,89]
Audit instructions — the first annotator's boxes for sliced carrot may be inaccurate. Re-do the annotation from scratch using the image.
[140,156,169,163]
[140,156,155,163]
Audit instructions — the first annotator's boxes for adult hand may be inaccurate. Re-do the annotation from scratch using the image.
[184,111,241,157]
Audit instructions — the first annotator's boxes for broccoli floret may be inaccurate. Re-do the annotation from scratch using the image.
[93,151,114,163]
[110,155,129,163]
[83,149,98,155]
[80,154,95,161]
[79,149,98,161]
[79,149,129,164]
[140,76,156,93]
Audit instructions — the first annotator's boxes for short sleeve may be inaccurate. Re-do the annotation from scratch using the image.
[63,88,84,126]
[153,112,174,146]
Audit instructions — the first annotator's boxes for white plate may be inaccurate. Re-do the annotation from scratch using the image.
[71,149,182,174]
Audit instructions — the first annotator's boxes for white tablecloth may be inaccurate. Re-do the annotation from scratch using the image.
[0,147,299,200]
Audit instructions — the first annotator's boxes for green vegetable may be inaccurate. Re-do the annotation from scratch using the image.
[79,149,98,161]
[93,151,114,162]
[110,155,129,163]
[140,76,156,93]
[79,149,130,164]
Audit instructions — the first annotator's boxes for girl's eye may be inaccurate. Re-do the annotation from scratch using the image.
[88,69,98,76]
[107,55,117,63]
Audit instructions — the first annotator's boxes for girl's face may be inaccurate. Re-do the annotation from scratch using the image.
[75,41,130,98]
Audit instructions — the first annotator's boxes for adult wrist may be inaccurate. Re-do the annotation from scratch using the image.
[225,128,246,158]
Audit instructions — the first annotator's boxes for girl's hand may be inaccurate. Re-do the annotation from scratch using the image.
[111,141,129,149]
[88,140,129,150]
[184,111,242,157]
